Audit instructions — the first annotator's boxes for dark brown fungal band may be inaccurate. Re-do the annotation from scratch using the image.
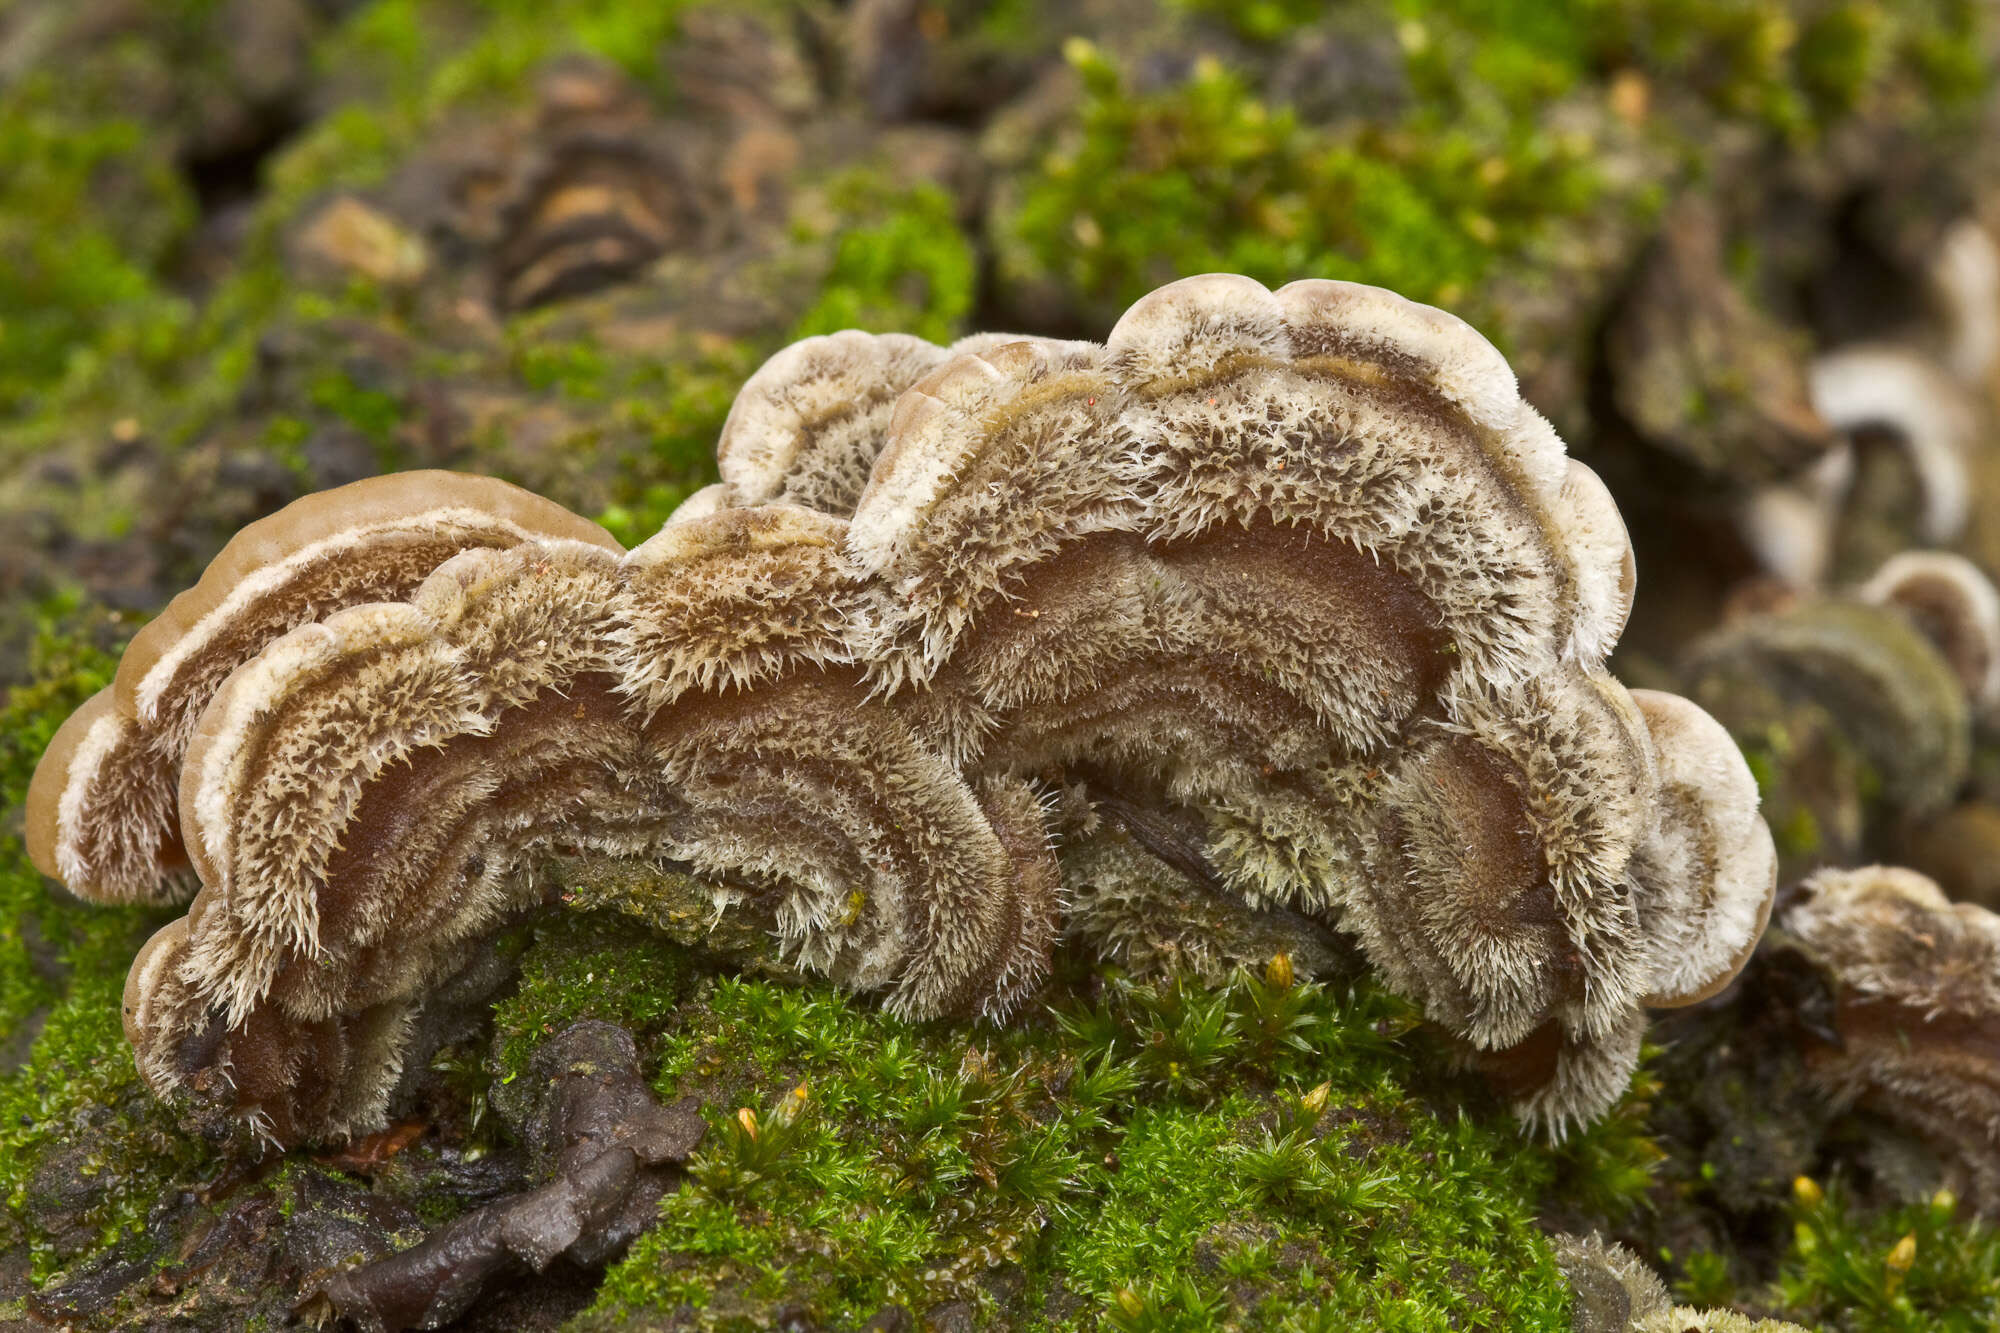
[45,275,1771,1144]
[26,471,622,906]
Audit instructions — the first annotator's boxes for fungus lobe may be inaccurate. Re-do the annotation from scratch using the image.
[26,472,621,907]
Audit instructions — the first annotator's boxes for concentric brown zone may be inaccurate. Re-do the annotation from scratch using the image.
[31,474,617,904]
[1415,734,1560,941]
[1354,734,1574,1034]
[219,995,421,1147]
[979,656,1323,784]
[1477,1019,1567,1101]
[1132,350,1566,653]
[1812,994,2000,1202]
[913,536,1151,722]
[941,523,1452,774]
[262,674,639,1013]
[1154,522,1454,723]
[178,630,452,891]
[643,668,947,884]
[942,539,1311,772]
[25,691,190,887]
[120,532,512,724]
[1348,809,1466,1012]
[642,666,1046,1015]
[1276,331,1542,498]
[852,351,1128,638]
[160,657,1062,1142]
[965,778,1063,1013]
[1832,998,2000,1069]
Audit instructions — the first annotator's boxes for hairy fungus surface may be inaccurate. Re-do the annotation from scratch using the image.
[25,472,622,907]
[44,275,1772,1144]
[1552,1232,1811,1333]
[131,513,1059,1142]
[1785,866,2000,1209]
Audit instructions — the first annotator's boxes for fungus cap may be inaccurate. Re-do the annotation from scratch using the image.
[1783,864,2000,1208]
[26,471,619,905]
[1629,689,1778,1007]
[1809,345,1978,545]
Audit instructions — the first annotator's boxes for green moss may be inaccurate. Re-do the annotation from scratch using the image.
[258,0,782,268]
[791,179,978,347]
[0,603,201,1281]
[1775,1179,2000,1331]
[542,170,977,545]
[309,366,407,445]
[1169,0,1334,45]
[488,912,693,1088]
[0,0,785,469]
[0,70,195,423]
[493,323,757,545]
[317,0,722,115]
[1397,0,1985,136]
[0,601,122,1043]
[1677,1246,1739,1309]
[1775,803,1824,861]
[1003,37,1600,328]
[1001,1,1988,331]
[572,956,1655,1327]
[0,0,1992,1317]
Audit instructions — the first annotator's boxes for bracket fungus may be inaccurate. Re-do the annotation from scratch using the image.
[1684,551,2000,838]
[1784,866,2000,1209]
[1808,346,1981,550]
[1733,211,2000,591]
[26,472,622,907]
[35,275,1773,1145]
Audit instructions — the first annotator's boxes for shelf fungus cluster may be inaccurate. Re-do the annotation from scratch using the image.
[28,275,1775,1146]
